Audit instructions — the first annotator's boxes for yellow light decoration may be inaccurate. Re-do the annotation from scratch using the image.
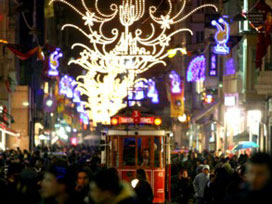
[49,0,218,125]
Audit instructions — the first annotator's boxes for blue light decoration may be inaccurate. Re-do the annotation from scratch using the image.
[187,55,206,82]
[73,89,81,103]
[48,48,63,76]
[169,71,181,93]
[224,58,236,75]
[59,75,75,99]
[147,79,159,104]
[209,54,217,76]
[211,18,230,55]
[128,79,159,106]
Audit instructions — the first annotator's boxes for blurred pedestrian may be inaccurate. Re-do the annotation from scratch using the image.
[177,169,194,204]
[134,168,153,204]
[89,168,137,204]
[193,165,210,204]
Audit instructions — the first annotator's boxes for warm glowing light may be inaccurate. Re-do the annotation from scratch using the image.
[49,48,63,76]
[187,55,206,82]
[111,117,119,126]
[50,0,217,124]
[0,39,8,44]
[154,118,162,126]
[178,114,187,122]
[211,18,230,55]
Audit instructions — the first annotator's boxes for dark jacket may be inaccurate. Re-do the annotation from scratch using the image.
[134,180,153,204]
[177,177,194,203]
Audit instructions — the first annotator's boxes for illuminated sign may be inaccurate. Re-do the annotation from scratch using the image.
[112,116,161,125]
[169,71,181,93]
[59,75,75,99]
[187,55,206,82]
[48,48,63,76]
[211,18,230,55]
[224,58,236,75]
[224,94,237,107]
[128,79,159,106]
[209,54,217,76]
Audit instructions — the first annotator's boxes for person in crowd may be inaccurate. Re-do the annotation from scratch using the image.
[74,168,93,204]
[203,173,216,204]
[177,169,194,204]
[40,165,78,204]
[134,168,153,204]
[141,149,150,167]
[193,165,210,204]
[89,168,138,204]
[225,152,272,204]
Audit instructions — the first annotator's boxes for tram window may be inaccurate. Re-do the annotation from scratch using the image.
[112,138,119,167]
[123,138,136,166]
[138,137,151,167]
[154,137,161,168]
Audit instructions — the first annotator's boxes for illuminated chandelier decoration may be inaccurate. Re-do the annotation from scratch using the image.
[50,0,218,124]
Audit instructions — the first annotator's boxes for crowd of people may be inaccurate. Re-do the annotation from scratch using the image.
[171,150,272,204]
[0,144,272,204]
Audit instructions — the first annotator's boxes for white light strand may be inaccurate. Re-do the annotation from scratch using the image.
[50,0,217,124]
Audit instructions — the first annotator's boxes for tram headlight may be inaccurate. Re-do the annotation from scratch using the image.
[154,118,162,126]
[131,179,139,188]
[111,117,119,126]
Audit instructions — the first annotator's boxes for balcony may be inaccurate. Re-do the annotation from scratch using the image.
[255,71,272,95]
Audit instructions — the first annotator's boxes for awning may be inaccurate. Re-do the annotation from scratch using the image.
[0,124,20,137]
[192,102,220,123]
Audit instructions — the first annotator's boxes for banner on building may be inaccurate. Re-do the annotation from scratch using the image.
[170,80,184,118]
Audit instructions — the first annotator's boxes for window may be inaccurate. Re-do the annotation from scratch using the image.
[137,137,151,167]
[123,137,136,166]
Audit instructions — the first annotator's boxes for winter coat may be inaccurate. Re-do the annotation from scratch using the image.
[193,173,209,198]
[134,180,153,204]
[177,177,194,203]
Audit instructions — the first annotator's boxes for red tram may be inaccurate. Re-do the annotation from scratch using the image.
[101,108,172,203]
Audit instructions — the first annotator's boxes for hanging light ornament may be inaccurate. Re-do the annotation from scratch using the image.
[49,0,217,125]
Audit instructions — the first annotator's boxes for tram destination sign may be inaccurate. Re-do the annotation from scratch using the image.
[118,116,154,125]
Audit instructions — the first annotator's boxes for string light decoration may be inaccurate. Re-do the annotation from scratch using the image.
[50,0,218,124]
[187,55,206,82]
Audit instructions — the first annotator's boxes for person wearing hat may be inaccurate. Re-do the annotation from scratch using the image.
[193,164,210,204]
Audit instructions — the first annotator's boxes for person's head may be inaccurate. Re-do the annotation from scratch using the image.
[40,166,69,199]
[203,165,210,175]
[89,168,121,203]
[136,168,147,181]
[143,149,149,159]
[210,173,216,183]
[77,169,90,188]
[182,170,188,178]
[246,153,272,191]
